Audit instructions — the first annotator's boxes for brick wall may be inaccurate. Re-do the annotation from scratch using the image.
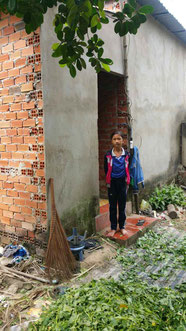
[98,72,128,198]
[0,13,47,246]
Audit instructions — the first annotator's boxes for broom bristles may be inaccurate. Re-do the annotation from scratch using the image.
[46,178,77,281]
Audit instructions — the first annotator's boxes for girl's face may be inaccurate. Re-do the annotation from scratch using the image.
[111,134,124,149]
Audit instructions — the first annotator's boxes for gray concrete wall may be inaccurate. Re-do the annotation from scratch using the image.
[128,17,186,187]
[40,9,99,233]
[40,9,124,233]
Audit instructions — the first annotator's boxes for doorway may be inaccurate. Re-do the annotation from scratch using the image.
[98,71,129,204]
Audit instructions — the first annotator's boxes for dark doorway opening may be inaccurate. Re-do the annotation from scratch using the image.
[98,71,129,199]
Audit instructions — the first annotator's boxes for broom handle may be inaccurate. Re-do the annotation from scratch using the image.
[49,178,56,241]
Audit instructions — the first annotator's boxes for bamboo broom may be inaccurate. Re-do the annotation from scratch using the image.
[45,178,77,281]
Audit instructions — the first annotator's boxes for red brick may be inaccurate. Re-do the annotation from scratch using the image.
[22,101,35,110]
[19,192,30,199]
[2,43,13,53]
[2,196,13,204]
[9,31,21,43]
[3,60,14,70]
[10,16,21,24]
[6,144,17,152]
[21,82,33,92]
[14,183,25,191]
[0,176,8,183]
[24,215,36,223]
[17,144,29,151]
[9,161,20,167]
[11,50,20,59]
[0,18,8,29]
[14,198,26,206]
[6,128,17,136]
[1,216,11,225]
[3,210,13,218]
[12,136,23,143]
[0,105,9,112]
[17,111,28,119]
[21,46,34,56]
[3,182,13,189]
[35,63,41,72]
[0,189,6,195]
[15,95,25,103]
[26,185,38,193]
[0,145,5,151]
[19,176,30,184]
[23,119,35,127]
[0,160,8,166]
[21,65,33,75]
[12,152,24,159]
[3,78,14,87]
[0,121,11,128]
[0,203,9,210]
[0,71,8,79]
[26,200,37,208]
[9,205,21,212]
[22,206,32,215]
[7,190,18,197]
[0,129,6,136]
[34,45,40,53]
[36,170,45,177]
[5,112,16,120]
[11,103,21,111]
[0,88,9,96]
[18,128,30,135]
[3,26,14,36]
[1,137,11,143]
[11,120,23,128]
[0,54,9,62]
[3,95,14,103]
[15,58,26,67]
[37,202,46,210]
[9,68,20,77]
[24,136,36,144]
[24,153,36,160]
[0,36,8,45]
[14,39,26,50]
[15,75,26,84]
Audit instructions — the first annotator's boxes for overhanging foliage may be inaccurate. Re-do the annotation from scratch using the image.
[0,0,153,77]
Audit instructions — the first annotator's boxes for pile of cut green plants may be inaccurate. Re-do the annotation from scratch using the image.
[148,184,186,211]
[28,277,185,331]
[117,230,186,284]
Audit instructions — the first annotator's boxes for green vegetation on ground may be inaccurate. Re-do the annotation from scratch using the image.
[149,184,186,211]
[29,230,186,330]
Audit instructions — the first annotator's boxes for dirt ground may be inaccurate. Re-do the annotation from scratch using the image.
[0,214,185,330]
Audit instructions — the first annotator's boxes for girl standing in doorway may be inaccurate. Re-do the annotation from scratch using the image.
[104,130,130,237]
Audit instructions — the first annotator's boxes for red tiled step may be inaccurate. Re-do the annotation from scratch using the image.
[96,214,159,247]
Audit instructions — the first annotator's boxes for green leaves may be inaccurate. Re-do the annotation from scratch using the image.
[91,14,99,28]
[114,1,153,37]
[149,184,186,211]
[8,0,17,13]
[139,5,154,15]
[0,0,153,78]
[29,273,185,331]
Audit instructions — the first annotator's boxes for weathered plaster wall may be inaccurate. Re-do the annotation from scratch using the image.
[99,16,124,75]
[40,9,99,233]
[128,17,186,186]
[40,9,124,233]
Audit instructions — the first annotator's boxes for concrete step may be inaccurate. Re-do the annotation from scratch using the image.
[97,215,159,247]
